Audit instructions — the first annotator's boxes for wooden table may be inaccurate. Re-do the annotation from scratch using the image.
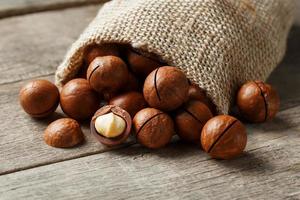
[0,1,299,199]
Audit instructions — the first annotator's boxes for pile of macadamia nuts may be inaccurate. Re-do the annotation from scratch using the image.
[19,44,280,160]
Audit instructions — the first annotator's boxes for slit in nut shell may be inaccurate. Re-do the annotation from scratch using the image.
[133,108,174,149]
[90,105,132,146]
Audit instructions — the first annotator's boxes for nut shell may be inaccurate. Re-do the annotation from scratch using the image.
[237,81,280,123]
[127,50,161,78]
[44,118,84,148]
[109,91,147,117]
[77,62,89,79]
[133,108,174,149]
[175,101,213,144]
[19,79,59,118]
[188,83,216,114]
[60,78,100,120]
[143,66,189,111]
[90,105,132,146]
[122,72,141,92]
[201,115,247,159]
[87,56,129,94]
[84,44,120,64]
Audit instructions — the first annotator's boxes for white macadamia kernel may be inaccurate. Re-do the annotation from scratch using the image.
[95,112,126,138]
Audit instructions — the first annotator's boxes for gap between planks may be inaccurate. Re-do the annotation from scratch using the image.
[0,120,296,177]
[0,141,136,176]
[0,73,55,87]
[0,136,298,200]
[0,5,100,85]
[0,2,299,181]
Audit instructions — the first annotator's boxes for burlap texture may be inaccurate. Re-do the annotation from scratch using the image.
[55,0,295,114]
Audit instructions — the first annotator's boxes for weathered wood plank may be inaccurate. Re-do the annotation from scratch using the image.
[0,5,99,85]
[0,3,299,199]
[0,5,139,175]
[0,0,107,19]
[0,124,298,200]
[1,50,299,178]
[0,53,299,185]
[1,48,299,175]
[0,75,134,175]
[0,13,299,176]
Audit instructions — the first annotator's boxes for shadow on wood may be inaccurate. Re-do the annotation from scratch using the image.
[109,137,277,177]
[31,111,65,125]
[216,151,275,172]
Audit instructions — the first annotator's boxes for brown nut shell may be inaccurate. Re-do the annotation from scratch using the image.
[122,72,141,92]
[103,91,118,102]
[44,118,84,148]
[77,62,89,79]
[237,81,280,123]
[84,44,120,64]
[19,79,59,118]
[175,101,213,144]
[60,78,100,120]
[109,91,147,117]
[90,105,132,146]
[133,108,174,149]
[188,83,216,114]
[127,50,161,78]
[201,115,247,160]
[87,56,129,94]
[143,66,189,111]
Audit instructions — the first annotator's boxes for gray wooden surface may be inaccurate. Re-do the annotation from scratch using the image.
[0,0,107,19]
[0,5,135,175]
[0,1,299,200]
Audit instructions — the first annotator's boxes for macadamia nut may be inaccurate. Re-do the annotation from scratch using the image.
[95,112,126,138]
[91,105,132,146]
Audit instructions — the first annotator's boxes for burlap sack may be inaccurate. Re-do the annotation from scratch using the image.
[55,0,295,114]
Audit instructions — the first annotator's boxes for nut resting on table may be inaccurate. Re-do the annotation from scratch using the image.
[19,44,280,160]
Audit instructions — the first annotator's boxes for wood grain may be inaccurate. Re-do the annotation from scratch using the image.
[0,0,107,19]
[0,3,299,200]
[0,5,99,85]
[1,44,299,175]
[1,48,299,193]
[0,128,299,200]
[0,75,135,175]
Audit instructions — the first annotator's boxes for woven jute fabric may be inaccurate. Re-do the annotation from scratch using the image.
[55,0,295,114]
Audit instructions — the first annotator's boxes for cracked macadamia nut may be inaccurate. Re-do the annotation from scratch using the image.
[87,56,129,96]
[237,81,280,123]
[95,112,126,138]
[91,105,132,146]
[84,44,120,64]
[109,91,147,117]
[19,79,59,118]
[44,118,84,148]
[143,66,189,111]
[175,101,213,144]
[188,83,216,114]
[133,108,174,149]
[127,50,161,78]
[60,78,100,120]
[201,115,247,160]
